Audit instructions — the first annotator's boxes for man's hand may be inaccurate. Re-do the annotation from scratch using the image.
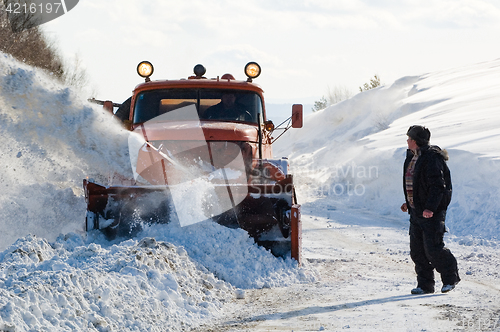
[422,209,434,218]
[401,203,408,212]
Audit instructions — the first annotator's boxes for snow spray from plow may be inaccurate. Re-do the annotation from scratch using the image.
[128,105,248,227]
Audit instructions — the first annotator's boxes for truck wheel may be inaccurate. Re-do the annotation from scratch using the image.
[276,200,291,238]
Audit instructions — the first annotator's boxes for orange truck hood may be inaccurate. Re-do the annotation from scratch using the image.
[133,121,259,142]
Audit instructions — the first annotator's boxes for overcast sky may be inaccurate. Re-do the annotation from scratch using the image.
[43,0,500,104]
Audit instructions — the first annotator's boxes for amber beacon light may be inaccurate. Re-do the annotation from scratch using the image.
[245,62,261,81]
[137,61,154,81]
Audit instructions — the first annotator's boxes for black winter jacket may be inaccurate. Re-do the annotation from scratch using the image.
[403,145,452,216]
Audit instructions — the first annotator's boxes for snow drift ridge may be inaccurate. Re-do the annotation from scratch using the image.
[275,58,500,241]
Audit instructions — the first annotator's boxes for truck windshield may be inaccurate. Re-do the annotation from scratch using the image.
[133,89,263,124]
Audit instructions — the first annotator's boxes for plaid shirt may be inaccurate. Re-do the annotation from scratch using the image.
[405,149,420,209]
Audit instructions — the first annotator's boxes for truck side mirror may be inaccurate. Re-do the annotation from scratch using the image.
[292,104,303,128]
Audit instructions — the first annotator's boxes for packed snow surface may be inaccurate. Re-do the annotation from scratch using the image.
[1,52,500,331]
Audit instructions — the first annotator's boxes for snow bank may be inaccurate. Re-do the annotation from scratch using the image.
[0,53,132,248]
[136,221,316,289]
[0,234,233,331]
[275,58,500,241]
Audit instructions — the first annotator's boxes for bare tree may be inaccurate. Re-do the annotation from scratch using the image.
[312,85,353,112]
[0,3,64,78]
[326,85,353,105]
[63,55,90,90]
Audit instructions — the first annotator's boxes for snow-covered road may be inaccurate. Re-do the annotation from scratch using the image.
[195,202,500,331]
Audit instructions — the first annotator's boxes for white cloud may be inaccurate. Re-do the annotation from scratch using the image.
[389,0,500,29]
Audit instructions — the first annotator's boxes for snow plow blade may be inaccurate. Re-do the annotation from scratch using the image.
[83,177,302,263]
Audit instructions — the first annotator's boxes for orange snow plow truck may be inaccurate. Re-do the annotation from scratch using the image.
[84,62,303,263]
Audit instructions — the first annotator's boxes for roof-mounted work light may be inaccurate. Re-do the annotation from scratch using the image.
[245,62,261,82]
[193,64,206,78]
[137,61,154,81]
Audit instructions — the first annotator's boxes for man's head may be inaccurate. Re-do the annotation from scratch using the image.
[407,125,431,147]
[221,93,236,109]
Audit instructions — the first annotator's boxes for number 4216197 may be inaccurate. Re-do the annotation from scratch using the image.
[5,2,62,14]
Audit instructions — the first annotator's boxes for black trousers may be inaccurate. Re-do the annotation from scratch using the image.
[409,210,460,291]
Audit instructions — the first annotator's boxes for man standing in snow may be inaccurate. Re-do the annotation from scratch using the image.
[401,125,460,294]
